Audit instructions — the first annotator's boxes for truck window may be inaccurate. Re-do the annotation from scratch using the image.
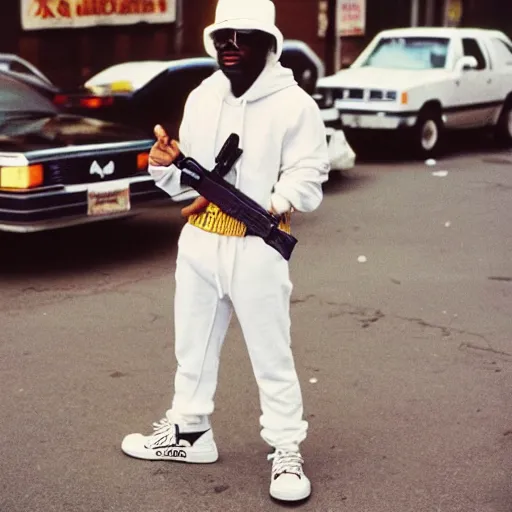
[361,37,449,70]
[462,38,487,70]
[491,38,512,66]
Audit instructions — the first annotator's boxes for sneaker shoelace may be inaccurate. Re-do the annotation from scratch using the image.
[268,450,304,479]
[144,418,177,449]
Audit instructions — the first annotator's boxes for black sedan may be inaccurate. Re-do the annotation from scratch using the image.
[0,73,169,233]
[53,41,325,139]
[54,57,216,140]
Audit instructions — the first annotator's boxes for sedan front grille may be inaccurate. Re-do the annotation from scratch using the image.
[44,151,142,186]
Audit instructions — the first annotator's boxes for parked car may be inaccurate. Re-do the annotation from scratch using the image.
[0,73,169,233]
[315,27,512,157]
[54,57,216,141]
[0,53,59,99]
[52,42,354,170]
[54,40,326,138]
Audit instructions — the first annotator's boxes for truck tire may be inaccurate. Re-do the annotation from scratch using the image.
[494,98,512,147]
[413,109,444,159]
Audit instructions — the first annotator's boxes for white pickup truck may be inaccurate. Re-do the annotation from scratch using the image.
[316,27,512,157]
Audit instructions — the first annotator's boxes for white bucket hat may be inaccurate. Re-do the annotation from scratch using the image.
[203,0,284,61]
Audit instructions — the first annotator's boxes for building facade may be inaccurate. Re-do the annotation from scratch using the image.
[0,0,510,89]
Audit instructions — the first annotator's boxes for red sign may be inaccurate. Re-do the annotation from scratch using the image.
[22,0,176,30]
[337,0,366,37]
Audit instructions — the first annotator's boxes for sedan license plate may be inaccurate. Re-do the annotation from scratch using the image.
[87,183,131,216]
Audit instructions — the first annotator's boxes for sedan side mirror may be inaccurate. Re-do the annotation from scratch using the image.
[455,56,478,73]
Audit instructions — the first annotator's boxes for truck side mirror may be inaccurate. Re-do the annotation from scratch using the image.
[455,56,478,72]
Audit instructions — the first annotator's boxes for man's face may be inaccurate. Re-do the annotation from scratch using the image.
[211,29,274,79]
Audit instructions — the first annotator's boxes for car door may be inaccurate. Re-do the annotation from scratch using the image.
[158,63,218,139]
[133,61,217,138]
[450,37,495,128]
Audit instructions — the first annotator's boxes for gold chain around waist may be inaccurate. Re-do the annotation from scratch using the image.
[187,202,291,237]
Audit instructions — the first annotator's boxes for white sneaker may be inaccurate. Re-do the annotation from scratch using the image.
[121,417,218,464]
[268,450,311,501]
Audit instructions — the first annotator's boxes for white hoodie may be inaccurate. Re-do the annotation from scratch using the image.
[149,61,330,214]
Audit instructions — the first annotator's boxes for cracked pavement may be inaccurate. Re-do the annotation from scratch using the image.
[1,137,511,512]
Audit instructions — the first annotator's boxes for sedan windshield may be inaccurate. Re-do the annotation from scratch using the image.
[0,73,58,116]
[361,37,450,70]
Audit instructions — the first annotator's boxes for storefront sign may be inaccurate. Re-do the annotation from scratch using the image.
[444,0,462,27]
[21,0,176,30]
[337,0,366,37]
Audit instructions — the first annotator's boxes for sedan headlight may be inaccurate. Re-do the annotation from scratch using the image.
[0,164,44,190]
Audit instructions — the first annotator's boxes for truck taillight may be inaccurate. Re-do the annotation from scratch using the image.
[0,164,44,190]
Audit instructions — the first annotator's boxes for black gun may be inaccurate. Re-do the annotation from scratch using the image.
[175,134,298,261]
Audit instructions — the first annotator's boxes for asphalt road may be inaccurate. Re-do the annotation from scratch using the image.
[1,136,511,512]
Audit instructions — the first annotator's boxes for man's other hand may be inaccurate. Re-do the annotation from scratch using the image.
[149,124,181,167]
[181,196,210,218]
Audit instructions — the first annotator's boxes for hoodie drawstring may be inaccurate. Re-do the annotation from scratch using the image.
[234,99,247,190]
[226,98,248,297]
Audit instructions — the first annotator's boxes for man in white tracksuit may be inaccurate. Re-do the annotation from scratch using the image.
[122,0,330,502]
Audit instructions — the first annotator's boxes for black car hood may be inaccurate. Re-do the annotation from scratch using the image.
[0,113,152,153]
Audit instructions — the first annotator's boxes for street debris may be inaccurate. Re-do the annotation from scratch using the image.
[357,255,367,263]
[309,378,318,384]
[425,158,437,166]
[445,221,451,227]
[432,170,449,177]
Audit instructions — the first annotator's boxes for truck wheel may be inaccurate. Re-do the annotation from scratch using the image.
[413,110,443,158]
[494,99,512,147]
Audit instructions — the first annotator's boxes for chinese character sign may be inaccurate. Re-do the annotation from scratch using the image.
[337,0,366,37]
[21,0,176,30]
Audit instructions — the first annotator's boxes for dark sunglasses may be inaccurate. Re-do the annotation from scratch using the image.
[211,29,265,49]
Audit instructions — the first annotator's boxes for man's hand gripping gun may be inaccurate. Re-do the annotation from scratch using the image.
[174,134,298,261]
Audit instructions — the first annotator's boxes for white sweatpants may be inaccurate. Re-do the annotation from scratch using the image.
[168,223,308,451]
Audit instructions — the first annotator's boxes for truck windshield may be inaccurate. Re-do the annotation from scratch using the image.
[361,37,450,70]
